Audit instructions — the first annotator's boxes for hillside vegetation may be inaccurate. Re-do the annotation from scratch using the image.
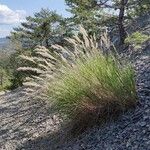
[17,26,137,133]
[0,1,150,149]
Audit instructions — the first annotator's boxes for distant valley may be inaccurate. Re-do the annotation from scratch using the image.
[0,37,15,54]
[0,37,9,49]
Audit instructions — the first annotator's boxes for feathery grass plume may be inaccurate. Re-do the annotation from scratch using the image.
[17,67,44,74]
[17,45,71,97]
[49,25,137,133]
[17,47,50,95]
[19,55,36,64]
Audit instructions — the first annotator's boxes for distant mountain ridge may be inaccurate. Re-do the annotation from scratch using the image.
[0,37,10,49]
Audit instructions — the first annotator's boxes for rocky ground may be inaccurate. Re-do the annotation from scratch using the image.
[0,15,150,149]
[0,47,149,150]
[0,88,62,150]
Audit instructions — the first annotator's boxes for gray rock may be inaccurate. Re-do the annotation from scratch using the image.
[140,122,147,127]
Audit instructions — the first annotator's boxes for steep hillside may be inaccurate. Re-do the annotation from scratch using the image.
[0,14,149,150]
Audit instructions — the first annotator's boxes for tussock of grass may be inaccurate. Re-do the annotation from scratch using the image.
[49,27,136,132]
[49,52,137,132]
[18,26,137,133]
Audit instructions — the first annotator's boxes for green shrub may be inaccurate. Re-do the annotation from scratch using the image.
[0,68,11,91]
[125,32,150,48]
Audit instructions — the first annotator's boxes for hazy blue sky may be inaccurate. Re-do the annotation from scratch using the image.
[0,0,70,37]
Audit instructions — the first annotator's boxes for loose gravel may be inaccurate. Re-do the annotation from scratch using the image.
[0,88,62,150]
[0,43,149,150]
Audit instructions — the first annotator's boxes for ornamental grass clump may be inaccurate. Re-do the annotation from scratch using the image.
[49,26,137,132]
[18,26,137,133]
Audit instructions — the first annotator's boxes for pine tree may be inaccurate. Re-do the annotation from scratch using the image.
[10,8,64,50]
[65,0,150,45]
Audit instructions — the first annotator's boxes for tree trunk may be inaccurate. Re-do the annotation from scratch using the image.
[45,38,49,48]
[118,0,128,45]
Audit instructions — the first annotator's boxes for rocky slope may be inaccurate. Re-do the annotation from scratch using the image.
[0,88,62,150]
[0,14,150,149]
[55,29,150,149]
[0,43,149,150]
[57,49,150,150]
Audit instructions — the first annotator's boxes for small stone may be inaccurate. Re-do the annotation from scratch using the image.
[146,141,150,145]
[142,130,146,134]
[126,140,131,147]
[143,138,148,141]
[145,109,150,113]
[140,122,146,127]
[143,116,149,120]
[0,91,5,95]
